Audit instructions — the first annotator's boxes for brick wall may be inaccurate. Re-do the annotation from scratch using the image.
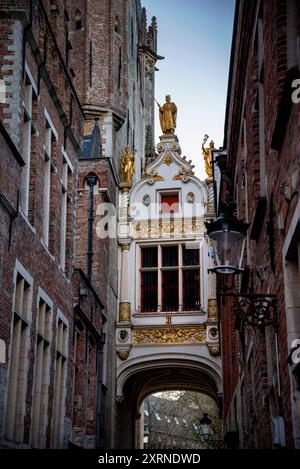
[0,0,83,448]
[221,0,300,449]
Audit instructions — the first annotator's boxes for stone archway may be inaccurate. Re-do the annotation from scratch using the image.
[116,357,222,449]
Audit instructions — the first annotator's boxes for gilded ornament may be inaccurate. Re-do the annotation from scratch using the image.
[163,154,173,166]
[133,219,204,239]
[119,302,131,322]
[117,351,130,361]
[133,326,206,345]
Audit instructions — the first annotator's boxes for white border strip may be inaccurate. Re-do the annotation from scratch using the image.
[25,62,38,96]
[61,146,74,173]
[44,107,58,141]
[283,199,300,259]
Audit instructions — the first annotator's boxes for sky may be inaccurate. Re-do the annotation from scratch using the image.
[142,0,235,179]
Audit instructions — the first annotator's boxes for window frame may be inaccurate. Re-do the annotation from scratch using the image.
[138,243,202,314]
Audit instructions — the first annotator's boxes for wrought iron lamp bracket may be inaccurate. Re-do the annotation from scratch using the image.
[218,290,278,330]
[215,273,278,329]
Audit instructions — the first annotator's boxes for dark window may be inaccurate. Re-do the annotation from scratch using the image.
[74,9,82,30]
[183,270,200,311]
[141,272,158,312]
[142,247,158,268]
[161,193,179,213]
[183,246,200,266]
[162,270,179,312]
[82,136,92,159]
[162,246,178,267]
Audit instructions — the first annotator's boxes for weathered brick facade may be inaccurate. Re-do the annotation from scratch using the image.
[0,0,158,450]
[0,0,104,449]
[68,0,160,448]
[218,0,300,449]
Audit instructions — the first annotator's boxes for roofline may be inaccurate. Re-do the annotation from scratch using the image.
[223,0,240,149]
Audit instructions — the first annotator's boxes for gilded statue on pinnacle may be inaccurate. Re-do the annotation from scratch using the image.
[202,134,215,178]
[156,95,177,135]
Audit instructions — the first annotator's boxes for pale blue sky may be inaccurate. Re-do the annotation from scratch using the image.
[142,0,235,178]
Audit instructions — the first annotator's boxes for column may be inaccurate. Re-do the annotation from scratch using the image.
[178,244,183,312]
[119,243,131,322]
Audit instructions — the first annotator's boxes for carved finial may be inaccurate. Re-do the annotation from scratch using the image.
[144,124,156,168]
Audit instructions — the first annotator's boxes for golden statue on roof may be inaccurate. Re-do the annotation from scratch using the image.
[202,135,215,178]
[156,95,177,135]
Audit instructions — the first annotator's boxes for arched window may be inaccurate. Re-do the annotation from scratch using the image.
[75,9,82,30]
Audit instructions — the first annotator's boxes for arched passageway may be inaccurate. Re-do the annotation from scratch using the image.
[116,358,222,448]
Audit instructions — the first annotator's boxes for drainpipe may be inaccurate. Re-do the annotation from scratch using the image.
[96,331,106,449]
[87,175,97,282]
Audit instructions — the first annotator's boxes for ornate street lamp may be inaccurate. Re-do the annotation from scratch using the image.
[205,203,278,329]
[143,424,149,448]
[199,413,213,442]
[205,203,248,274]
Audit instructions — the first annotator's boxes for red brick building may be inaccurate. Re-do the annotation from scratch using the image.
[215,0,300,449]
[0,0,159,449]
[0,0,104,448]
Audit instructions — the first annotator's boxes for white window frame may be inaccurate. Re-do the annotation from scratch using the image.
[137,242,202,314]
[20,72,37,217]
[51,310,69,449]
[156,189,182,217]
[42,110,58,247]
[31,289,53,448]
[60,150,73,272]
[5,260,33,443]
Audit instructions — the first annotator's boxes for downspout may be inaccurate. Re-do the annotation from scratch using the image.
[96,331,106,449]
[87,175,97,282]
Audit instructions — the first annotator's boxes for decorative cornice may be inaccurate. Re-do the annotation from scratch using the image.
[133,218,204,239]
[133,326,206,345]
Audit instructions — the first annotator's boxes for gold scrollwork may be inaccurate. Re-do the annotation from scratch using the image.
[133,326,206,345]
[119,302,131,322]
[133,219,204,238]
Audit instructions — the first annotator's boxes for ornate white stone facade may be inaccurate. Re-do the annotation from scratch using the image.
[116,135,222,413]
